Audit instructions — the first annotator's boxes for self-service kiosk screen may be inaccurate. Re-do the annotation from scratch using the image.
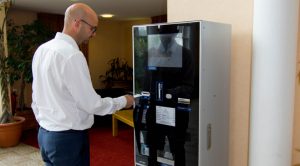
[133,23,199,95]
[147,33,182,68]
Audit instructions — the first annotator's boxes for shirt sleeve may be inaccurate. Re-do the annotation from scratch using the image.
[62,53,127,115]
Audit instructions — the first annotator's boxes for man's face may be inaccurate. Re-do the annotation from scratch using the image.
[79,16,98,44]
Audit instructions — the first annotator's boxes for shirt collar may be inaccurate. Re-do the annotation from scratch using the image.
[55,32,79,50]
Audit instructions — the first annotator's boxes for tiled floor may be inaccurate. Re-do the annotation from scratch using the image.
[0,143,43,166]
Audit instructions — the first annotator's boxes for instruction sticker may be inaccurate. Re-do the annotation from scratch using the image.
[156,106,175,127]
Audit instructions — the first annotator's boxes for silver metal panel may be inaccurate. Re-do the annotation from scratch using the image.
[199,21,231,166]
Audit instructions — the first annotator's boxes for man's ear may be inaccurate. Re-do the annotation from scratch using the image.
[74,19,80,31]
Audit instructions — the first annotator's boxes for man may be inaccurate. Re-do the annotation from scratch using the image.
[31,3,134,166]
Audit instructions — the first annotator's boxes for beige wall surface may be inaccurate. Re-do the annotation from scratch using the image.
[292,3,300,165]
[89,20,123,89]
[89,19,150,89]
[168,1,253,166]
[294,62,300,165]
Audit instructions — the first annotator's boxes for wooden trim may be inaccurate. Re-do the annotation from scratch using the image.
[151,14,167,23]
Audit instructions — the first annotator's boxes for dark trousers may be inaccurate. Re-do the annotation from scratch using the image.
[38,127,90,166]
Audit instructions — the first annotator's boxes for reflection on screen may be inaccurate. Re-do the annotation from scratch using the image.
[147,33,183,68]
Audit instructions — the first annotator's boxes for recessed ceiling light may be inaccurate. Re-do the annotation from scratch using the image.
[100,14,114,18]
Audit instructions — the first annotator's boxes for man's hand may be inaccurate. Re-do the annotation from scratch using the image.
[124,95,134,108]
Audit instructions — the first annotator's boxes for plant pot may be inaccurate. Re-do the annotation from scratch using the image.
[15,109,38,130]
[0,116,25,147]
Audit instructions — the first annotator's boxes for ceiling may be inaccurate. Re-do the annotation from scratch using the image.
[11,0,167,20]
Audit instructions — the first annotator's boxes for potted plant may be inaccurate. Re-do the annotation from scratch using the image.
[99,57,133,91]
[0,0,26,148]
[7,20,54,111]
[5,19,54,130]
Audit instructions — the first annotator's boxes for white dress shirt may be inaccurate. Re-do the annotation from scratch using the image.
[32,32,127,131]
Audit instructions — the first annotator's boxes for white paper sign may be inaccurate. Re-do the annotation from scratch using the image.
[156,106,175,127]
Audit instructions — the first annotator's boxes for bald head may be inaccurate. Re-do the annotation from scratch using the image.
[63,3,98,45]
[64,3,97,27]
